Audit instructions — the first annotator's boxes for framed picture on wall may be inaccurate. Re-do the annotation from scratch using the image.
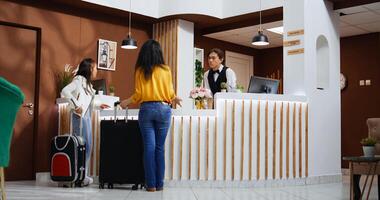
[97,39,117,71]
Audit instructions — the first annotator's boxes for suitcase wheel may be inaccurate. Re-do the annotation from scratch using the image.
[108,183,114,189]
[75,182,83,187]
[132,184,138,190]
[99,182,105,189]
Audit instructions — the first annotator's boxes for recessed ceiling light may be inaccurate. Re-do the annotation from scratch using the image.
[267,26,284,35]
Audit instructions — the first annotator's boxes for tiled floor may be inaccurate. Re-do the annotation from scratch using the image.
[3,177,379,200]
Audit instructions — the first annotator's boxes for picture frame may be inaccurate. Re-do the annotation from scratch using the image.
[97,39,117,71]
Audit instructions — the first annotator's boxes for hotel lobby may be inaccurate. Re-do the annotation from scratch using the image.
[1,0,380,199]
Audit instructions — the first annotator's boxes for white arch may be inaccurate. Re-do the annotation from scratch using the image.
[316,35,330,90]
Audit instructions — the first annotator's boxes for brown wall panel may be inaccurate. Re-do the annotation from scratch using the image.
[254,47,283,78]
[341,33,380,168]
[254,47,283,93]
[0,1,151,173]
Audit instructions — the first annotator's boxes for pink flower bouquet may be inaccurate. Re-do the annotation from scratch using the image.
[189,87,212,100]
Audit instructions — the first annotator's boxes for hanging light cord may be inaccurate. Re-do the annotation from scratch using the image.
[129,0,132,36]
[259,0,262,32]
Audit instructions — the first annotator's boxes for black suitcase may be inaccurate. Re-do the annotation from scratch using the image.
[99,103,145,190]
[50,134,86,187]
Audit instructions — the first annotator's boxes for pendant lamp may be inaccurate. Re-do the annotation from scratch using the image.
[252,0,269,46]
[121,0,137,49]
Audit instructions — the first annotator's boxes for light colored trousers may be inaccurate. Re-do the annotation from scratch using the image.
[71,109,92,176]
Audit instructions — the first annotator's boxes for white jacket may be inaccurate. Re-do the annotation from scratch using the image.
[61,75,97,115]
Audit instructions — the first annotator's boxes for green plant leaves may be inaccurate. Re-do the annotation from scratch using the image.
[195,59,203,87]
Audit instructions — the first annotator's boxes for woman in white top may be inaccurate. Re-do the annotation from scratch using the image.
[61,58,109,186]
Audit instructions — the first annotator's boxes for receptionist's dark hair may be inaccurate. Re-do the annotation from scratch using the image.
[207,48,225,61]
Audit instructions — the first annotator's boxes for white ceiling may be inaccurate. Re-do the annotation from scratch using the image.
[204,21,284,49]
[338,2,380,37]
[204,2,380,49]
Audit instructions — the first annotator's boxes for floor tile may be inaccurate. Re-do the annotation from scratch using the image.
[3,177,380,200]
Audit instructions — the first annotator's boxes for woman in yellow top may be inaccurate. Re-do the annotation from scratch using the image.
[120,39,182,192]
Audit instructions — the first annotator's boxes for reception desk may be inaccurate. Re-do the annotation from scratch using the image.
[57,93,308,184]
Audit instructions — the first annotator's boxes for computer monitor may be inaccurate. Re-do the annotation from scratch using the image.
[92,79,107,95]
[247,76,279,94]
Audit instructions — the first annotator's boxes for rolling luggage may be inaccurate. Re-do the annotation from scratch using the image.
[50,113,86,187]
[99,102,145,190]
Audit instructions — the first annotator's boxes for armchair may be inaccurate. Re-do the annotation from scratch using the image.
[0,77,25,200]
[367,118,380,155]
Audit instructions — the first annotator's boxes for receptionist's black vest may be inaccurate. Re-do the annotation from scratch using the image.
[207,66,228,95]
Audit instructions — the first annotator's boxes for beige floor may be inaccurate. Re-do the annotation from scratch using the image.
[2,176,379,200]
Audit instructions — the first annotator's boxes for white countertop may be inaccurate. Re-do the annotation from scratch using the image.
[57,93,307,117]
[56,95,120,108]
[214,92,307,102]
[99,108,216,117]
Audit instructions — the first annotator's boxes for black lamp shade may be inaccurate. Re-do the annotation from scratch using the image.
[121,35,137,49]
[252,31,269,46]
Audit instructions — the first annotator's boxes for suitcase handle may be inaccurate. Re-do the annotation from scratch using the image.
[54,135,71,151]
[113,101,128,123]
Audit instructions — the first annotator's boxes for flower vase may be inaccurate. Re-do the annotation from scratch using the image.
[202,99,208,109]
[195,99,202,110]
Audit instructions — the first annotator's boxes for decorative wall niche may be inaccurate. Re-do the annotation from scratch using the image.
[316,35,330,90]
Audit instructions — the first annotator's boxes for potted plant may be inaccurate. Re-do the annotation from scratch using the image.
[109,85,115,96]
[220,82,228,92]
[360,136,377,157]
[236,84,244,93]
[194,59,204,87]
[54,64,75,98]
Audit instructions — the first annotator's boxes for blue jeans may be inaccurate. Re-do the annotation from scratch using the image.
[138,102,171,189]
[71,109,92,175]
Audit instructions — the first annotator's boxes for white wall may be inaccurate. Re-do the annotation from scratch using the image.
[159,0,222,18]
[222,0,282,18]
[82,0,282,19]
[283,0,341,177]
[82,0,159,18]
[283,0,305,95]
[176,20,195,113]
[304,0,341,177]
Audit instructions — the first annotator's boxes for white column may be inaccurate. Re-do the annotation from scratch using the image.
[176,19,195,113]
[284,0,341,177]
[283,0,305,95]
[304,0,341,177]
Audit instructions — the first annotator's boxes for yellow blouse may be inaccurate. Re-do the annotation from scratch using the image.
[130,65,176,104]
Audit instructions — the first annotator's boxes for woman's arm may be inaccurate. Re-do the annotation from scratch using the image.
[120,70,142,109]
[120,97,133,109]
[167,68,182,107]
[61,77,81,108]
